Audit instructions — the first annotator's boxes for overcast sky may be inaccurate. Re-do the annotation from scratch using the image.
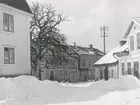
[27,0,140,52]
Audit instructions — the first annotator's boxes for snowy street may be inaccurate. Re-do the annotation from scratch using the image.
[1,0,140,105]
[0,75,140,105]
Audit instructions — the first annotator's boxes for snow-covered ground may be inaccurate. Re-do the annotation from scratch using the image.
[0,75,140,105]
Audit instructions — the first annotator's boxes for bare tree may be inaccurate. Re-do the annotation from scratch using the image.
[30,2,68,80]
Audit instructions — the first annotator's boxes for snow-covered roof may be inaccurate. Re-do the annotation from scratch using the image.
[77,49,94,55]
[69,46,96,55]
[94,43,128,65]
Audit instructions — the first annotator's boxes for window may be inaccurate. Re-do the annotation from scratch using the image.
[4,47,15,64]
[65,70,68,76]
[122,63,125,75]
[127,62,131,75]
[50,71,54,80]
[72,60,76,66]
[130,36,134,51]
[137,33,140,49]
[82,59,86,66]
[111,69,114,78]
[3,13,14,32]
[134,61,139,79]
[60,60,62,66]
[134,26,136,30]
[60,70,63,76]
[41,58,46,67]
[89,60,91,66]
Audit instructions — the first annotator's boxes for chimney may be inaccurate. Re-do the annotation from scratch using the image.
[89,44,93,50]
[74,42,76,46]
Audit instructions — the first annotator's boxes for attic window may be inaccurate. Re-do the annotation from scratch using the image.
[134,26,136,30]
[137,32,140,49]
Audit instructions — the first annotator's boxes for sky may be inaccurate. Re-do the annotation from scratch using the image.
[27,0,140,52]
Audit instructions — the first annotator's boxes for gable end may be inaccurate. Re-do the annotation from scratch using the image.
[0,0,32,14]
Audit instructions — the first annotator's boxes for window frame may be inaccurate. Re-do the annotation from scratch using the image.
[137,32,140,49]
[134,61,139,79]
[111,69,114,78]
[4,47,15,64]
[60,70,63,76]
[82,59,86,66]
[127,62,131,75]
[130,35,134,51]
[89,60,91,66]
[121,63,125,75]
[3,12,14,33]
[65,70,68,76]
[72,59,76,66]
[41,58,46,67]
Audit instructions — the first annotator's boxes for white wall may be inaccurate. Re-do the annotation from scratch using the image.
[128,22,140,54]
[0,4,30,76]
[108,64,118,79]
[118,21,140,78]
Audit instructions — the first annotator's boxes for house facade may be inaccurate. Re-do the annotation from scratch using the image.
[119,17,140,79]
[41,45,104,82]
[0,0,31,76]
[94,41,128,80]
[94,17,140,80]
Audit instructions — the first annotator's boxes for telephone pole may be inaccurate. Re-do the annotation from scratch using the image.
[100,26,109,53]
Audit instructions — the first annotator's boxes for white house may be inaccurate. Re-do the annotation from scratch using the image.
[0,0,32,76]
[94,40,128,80]
[94,17,140,80]
[119,17,140,79]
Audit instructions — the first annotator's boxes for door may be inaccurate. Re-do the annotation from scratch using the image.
[50,71,54,80]
[84,74,88,81]
[104,65,109,80]
[71,71,77,82]
[134,62,139,79]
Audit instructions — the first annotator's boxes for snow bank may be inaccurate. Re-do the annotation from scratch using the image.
[60,81,96,87]
[90,75,140,91]
[0,75,139,105]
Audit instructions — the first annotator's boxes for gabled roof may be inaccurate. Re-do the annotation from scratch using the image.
[124,17,140,38]
[69,46,94,55]
[0,0,32,14]
[69,45,104,56]
[94,43,128,65]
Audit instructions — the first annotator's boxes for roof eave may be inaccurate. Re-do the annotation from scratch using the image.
[124,21,134,38]
[94,61,118,66]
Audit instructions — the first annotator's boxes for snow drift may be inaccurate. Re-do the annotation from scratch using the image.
[0,75,140,105]
[89,75,140,91]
